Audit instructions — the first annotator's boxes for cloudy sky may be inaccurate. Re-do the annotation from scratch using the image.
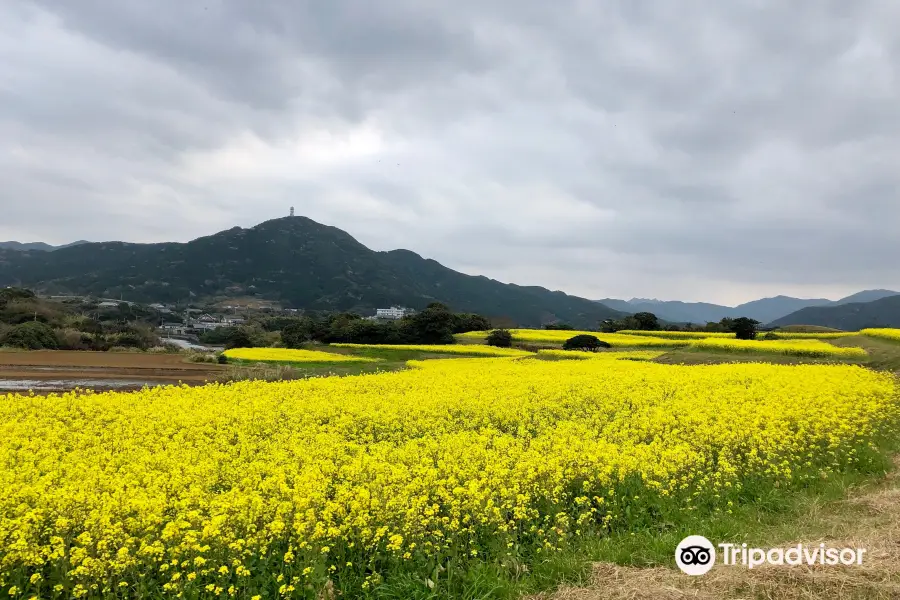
[2,1,898,305]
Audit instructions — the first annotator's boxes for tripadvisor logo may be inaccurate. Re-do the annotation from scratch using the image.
[675,535,716,575]
[676,535,867,575]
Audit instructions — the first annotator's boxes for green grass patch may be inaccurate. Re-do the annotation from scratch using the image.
[360,441,899,600]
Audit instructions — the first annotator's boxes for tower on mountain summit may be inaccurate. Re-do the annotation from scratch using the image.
[290,206,294,217]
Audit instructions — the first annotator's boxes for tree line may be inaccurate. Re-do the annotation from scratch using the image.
[202,303,492,349]
[597,312,761,339]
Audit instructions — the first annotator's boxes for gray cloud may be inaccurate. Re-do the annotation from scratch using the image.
[2,0,899,305]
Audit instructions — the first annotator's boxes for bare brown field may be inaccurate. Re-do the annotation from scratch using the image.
[0,350,226,393]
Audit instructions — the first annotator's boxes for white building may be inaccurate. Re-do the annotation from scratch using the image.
[375,306,414,319]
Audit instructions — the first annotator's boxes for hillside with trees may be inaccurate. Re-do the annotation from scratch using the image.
[0,217,624,330]
[0,288,162,350]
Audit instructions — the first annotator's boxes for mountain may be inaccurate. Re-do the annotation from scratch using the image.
[769,295,900,329]
[0,240,90,252]
[833,289,899,305]
[730,295,832,324]
[0,217,624,329]
[595,290,900,325]
[595,298,733,324]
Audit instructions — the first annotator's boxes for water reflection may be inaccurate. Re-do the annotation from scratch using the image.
[0,379,163,392]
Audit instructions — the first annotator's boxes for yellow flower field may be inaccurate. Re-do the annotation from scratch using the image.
[456,329,693,347]
[329,343,534,357]
[765,332,858,339]
[0,358,896,598]
[861,328,900,343]
[222,347,378,363]
[689,338,867,358]
[536,349,667,361]
[616,330,733,339]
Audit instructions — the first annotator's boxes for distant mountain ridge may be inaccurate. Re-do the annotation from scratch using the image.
[0,240,90,252]
[0,217,624,329]
[596,289,900,325]
[4,224,896,328]
[769,295,900,329]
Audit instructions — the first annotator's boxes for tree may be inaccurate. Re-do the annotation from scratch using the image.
[408,303,456,344]
[347,320,396,344]
[225,328,254,349]
[486,329,512,347]
[544,322,574,330]
[563,334,610,352]
[199,326,241,345]
[632,312,660,331]
[1,321,59,349]
[453,313,491,334]
[599,319,621,333]
[0,287,36,304]
[281,321,313,348]
[728,317,760,340]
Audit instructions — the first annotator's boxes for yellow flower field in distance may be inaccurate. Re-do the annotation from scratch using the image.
[536,349,667,361]
[456,329,694,347]
[223,347,379,363]
[689,338,868,358]
[765,331,858,339]
[330,343,534,357]
[861,328,900,343]
[616,330,734,339]
[1,358,897,598]
[406,356,526,369]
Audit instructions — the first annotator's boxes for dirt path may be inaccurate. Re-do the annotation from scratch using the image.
[532,463,900,600]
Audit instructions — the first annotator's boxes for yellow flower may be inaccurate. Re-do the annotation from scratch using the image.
[0,356,894,595]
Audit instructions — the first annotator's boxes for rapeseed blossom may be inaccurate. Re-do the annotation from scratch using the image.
[222,347,378,363]
[536,349,666,360]
[860,328,900,343]
[689,338,867,358]
[0,359,895,598]
[616,330,734,339]
[764,331,857,339]
[329,343,534,357]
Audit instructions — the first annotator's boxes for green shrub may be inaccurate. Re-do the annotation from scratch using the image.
[485,329,513,347]
[1,321,59,349]
[186,352,217,363]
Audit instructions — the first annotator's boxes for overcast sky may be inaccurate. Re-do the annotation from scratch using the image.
[2,1,898,305]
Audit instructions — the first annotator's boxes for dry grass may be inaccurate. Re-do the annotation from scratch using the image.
[531,459,900,600]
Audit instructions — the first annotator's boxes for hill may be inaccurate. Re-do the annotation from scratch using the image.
[0,217,624,329]
[597,290,899,324]
[833,289,899,305]
[768,295,900,329]
[595,298,733,324]
[730,295,832,324]
[0,240,91,252]
[772,325,845,333]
